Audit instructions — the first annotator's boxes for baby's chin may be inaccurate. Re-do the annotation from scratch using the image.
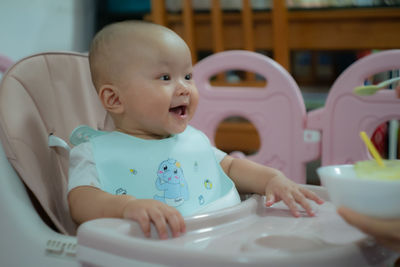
[168,125,188,135]
[165,122,191,136]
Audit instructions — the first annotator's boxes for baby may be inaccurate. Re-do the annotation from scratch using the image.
[68,20,324,239]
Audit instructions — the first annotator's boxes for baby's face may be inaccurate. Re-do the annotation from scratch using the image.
[116,31,198,139]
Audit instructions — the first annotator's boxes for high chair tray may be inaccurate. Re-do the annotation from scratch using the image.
[76,185,396,267]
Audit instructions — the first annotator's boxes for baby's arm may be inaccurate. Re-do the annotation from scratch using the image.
[68,186,185,239]
[220,155,324,217]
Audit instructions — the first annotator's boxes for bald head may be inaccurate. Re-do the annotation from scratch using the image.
[89,21,188,91]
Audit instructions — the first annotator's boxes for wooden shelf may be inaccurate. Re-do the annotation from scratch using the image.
[145,11,274,51]
[147,2,400,70]
[287,8,400,50]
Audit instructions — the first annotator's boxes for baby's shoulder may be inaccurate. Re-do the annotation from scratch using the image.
[70,141,93,158]
[69,125,108,146]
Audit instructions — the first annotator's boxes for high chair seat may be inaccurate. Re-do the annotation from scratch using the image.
[0,52,114,235]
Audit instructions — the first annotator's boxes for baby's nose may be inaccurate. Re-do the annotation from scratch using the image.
[175,80,190,96]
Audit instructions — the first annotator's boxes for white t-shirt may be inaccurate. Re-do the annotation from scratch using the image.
[68,142,227,193]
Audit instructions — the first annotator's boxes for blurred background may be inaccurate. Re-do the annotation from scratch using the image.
[1,0,399,184]
[2,0,399,106]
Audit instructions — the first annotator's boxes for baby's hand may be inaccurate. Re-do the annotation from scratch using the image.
[122,199,186,239]
[264,172,324,217]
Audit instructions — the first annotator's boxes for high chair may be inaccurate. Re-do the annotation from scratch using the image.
[0,51,397,267]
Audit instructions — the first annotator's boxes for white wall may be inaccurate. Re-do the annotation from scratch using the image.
[0,0,95,63]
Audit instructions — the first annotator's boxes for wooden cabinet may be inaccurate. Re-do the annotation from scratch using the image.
[148,0,400,71]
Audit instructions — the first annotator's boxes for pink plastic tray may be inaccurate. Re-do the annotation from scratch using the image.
[77,185,396,267]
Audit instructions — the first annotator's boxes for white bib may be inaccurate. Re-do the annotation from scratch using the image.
[85,126,240,216]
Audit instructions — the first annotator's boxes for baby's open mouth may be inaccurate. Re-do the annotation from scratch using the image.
[169,105,187,116]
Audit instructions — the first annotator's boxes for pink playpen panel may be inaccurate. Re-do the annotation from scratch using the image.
[191,50,319,184]
[308,50,400,166]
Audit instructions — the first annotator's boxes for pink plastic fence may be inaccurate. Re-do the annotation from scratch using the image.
[190,50,320,184]
[307,50,400,166]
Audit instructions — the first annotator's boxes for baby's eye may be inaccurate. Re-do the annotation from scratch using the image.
[185,73,192,80]
[160,74,170,81]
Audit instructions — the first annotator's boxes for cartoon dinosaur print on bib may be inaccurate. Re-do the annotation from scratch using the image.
[154,159,189,207]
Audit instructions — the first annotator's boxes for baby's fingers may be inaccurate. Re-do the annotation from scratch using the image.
[293,191,315,217]
[166,212,186,238]
[135,211,152,238]
[149,209,169,239]
[300,187,324,205]
[265,193,276,207]
[281,190,317,217]
[281,194,301,217]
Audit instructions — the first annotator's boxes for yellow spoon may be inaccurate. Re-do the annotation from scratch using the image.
[360,131,385,167]
[354,76,400,96]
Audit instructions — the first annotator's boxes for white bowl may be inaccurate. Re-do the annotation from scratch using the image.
[317,164,400,218]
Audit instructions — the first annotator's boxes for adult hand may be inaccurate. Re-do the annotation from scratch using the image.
[337,206,400,253]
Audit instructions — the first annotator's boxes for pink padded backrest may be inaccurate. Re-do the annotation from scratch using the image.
[307,50,400,166]
[191,50,319,184]
[0,52,114,235]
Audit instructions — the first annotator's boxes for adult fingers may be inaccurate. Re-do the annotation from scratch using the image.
[337,206,400,253]
[338,206,389,237]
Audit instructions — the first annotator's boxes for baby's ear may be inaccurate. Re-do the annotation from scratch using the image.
[98,85,124,114]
